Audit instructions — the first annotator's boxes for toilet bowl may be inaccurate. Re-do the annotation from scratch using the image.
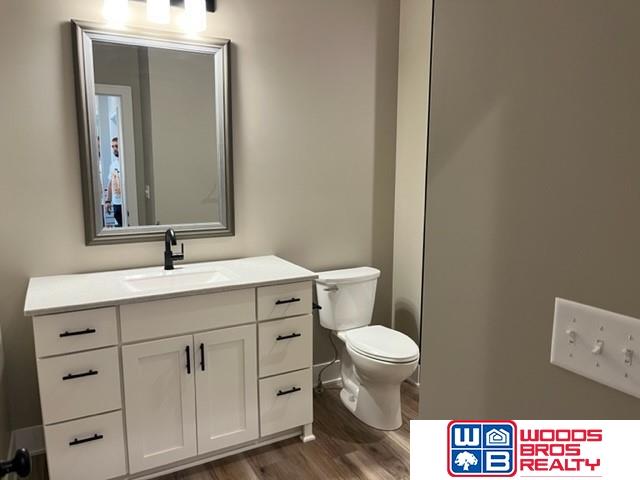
[315,267,420,431]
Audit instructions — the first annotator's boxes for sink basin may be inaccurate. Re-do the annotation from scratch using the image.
[123,265,233,293]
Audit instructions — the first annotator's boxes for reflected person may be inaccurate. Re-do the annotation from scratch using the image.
[107,137,123,227]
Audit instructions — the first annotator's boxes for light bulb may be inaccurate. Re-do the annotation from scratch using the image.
[184,0,207,33]
[103,0,129,25]
[147,0,170,24]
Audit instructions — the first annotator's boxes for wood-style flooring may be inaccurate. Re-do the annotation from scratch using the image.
[30,382,417,480]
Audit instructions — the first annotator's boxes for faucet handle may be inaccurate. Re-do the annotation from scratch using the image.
[174,243,185,260]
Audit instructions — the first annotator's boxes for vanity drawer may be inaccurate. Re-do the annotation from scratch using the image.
[257,282,312,321]
[37,347,122,425]
[259,369,312,437]
[33,308,117,358]
[44,410,127,480]
[120,288,255,342]
[259,315,312,378]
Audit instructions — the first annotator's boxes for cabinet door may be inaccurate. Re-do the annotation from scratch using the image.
[122,335,197,473]
[194,324,259,454]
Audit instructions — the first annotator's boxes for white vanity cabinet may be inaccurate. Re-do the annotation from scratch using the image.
[26,256,317,480]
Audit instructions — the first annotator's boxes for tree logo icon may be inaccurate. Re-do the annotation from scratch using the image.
[455,451,479,471]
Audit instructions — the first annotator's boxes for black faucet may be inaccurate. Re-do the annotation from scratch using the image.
[164,228,184,270]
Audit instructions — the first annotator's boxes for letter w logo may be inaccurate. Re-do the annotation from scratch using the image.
[454,427,480,447]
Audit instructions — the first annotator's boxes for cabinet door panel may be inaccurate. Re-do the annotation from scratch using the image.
[122,336,196,473]
[195,324,259,454]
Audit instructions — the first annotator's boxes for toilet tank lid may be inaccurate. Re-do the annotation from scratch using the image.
[316,267,380,285]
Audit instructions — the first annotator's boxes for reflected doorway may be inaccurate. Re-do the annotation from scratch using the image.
[95,84,139,228]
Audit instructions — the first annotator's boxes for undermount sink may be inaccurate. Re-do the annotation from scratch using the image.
[123,265,233,293]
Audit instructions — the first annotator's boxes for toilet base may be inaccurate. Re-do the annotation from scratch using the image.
[340,382,403,431]
[332,332,412,431]
[340,388,357,413]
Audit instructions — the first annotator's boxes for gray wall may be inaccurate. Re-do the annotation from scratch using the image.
[392,0,431,346]
[421,0,640,418]
[0,0,399,430]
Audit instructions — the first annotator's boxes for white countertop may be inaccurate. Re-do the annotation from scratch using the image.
[24,255,317,316]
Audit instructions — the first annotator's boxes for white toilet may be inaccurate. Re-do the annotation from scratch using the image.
[316,267,420,431]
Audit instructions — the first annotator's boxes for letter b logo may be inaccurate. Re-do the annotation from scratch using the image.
[485,451,511,472]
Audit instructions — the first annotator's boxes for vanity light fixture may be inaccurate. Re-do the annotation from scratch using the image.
[112,1,216,32]
[103,0,129,25]
[147,0,170,24]
[184,0,207,33]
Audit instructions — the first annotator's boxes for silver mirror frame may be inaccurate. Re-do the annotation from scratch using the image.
[71,20,234,245]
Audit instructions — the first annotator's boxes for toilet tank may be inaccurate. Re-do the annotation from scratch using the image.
[315,267,380,331]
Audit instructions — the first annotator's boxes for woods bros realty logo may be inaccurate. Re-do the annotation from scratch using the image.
[448,421,516,476]
[447,421,602,477]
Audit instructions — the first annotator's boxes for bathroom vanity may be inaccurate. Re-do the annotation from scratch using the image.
[23,256,317,480]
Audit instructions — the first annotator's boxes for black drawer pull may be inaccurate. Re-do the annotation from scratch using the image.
[59,328,96,338]
[275,297,301,305]
[69,434,103,446]
[186,345,191,375]
[277,386,302,396]
[200,343,205,372]
[62,369,98,381]
[276,333,302,341]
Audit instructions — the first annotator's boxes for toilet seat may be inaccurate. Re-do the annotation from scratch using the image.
[343,325,419,364]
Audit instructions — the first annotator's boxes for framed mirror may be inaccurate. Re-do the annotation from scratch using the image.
[71,20,233,245]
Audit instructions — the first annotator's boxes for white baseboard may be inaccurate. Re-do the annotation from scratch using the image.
[10,425,45,456]
[6,426,44,480]
[6,428,15,480]
[6,428,14,459]
[312,359,341,386]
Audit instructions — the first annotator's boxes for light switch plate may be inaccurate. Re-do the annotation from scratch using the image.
[551,298,640,399]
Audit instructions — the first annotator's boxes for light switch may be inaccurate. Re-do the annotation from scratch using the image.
[591,340,604,355]
[623,348,634,366]
[550,298,640,399]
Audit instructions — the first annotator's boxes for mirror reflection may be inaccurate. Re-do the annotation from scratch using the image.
[92,41,221,229]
